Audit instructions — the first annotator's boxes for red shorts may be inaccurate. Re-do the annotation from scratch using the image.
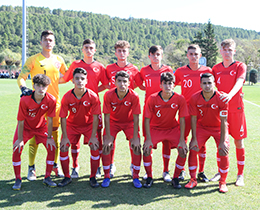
[98,114,103,130]
[146,126,180,149]
[66,124,98,145]
[13,125,48,145]
[104,122,139,140]
[196,126,230,149]
[228,111,247,140]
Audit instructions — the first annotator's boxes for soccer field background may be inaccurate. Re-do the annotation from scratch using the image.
[0,79,259,209]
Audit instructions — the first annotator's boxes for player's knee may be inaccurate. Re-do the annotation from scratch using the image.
[234,139,244,148]
[178,148,187,158]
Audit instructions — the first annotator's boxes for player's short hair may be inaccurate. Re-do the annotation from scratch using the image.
[187,44,201,52]
[82,39,95,46]
[115,70,130,80]
[221,39,236,48]
[41,30,54,40]
[73,67,87,77]
[200,73,215,82]
[33,74,51,86]
[160,72,175,83]
[149,45,163,55]
[114,40,130,50]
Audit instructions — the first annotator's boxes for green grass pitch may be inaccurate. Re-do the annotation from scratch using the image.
[0,79,259,209]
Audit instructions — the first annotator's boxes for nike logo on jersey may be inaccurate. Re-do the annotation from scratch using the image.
[111,102,117,105]
[145,74,151,77]
[40,65,45,67]
[216,72,222,75]
[29,108,36,111]
[197,105,203,107]
[184,74,189,77]
[155,105,161,108]
[69,103,76,106]
[111,71,118,74]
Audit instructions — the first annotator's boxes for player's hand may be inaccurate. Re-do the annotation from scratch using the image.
[20,86,33,97]
[218,141,229,156]
[46,137,57,151]
[89,136,99,151]
[13,139,24,153]
[102,134,114,155]
[178,140,188,158]
[60,137,70,152]
[219,92,232,104]
[130,137,141,155]
[189,137,199,152]
[142,139,153,157]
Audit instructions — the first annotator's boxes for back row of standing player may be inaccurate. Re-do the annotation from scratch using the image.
[14,30,246,193]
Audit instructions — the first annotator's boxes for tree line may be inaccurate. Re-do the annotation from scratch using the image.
[1,5,260,69]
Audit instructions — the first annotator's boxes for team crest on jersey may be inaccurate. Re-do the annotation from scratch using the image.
[124,101,131,106]
[41,104,48,110]
[211,104,218,109]
[83,101,90,106]
[171,103,178,109]
[55,62,61,69]
[93,67,99,73]
[230,70,236,76]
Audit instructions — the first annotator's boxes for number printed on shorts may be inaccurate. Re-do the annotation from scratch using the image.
[183,79,192,88]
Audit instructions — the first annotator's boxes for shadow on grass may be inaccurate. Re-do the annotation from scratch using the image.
[0,173,234,208]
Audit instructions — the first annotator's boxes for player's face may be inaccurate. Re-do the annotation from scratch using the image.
[40,34,55,52]
[33,83,48,97]
[115,76,130,92]
[82,43,96,58]
[115,47,129,61]
[187,48,202,64]
[73,73,87,89]
[160,80,174,93]
[200,77,215,93]
[149,50,163,64]
[220,45,236,61]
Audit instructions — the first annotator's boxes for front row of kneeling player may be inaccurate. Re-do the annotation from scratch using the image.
[12,70,229,192]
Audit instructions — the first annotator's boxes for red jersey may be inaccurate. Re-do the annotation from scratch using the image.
[189,91,228,127]
[60,89,101,127]
[174,65,212,102]
[103,88,141,123]
[106,63,139,89]
[135,65,173,102]
[212,61,246,112]
[145,91,188,130]
[17,92,56,130]
[62,60,108,94]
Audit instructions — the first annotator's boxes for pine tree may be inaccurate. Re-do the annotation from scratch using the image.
[192,21,218,67]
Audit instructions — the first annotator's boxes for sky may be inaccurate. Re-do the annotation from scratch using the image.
[1,0,260,32]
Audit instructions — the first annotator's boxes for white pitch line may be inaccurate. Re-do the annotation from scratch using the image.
[244,99,260,108]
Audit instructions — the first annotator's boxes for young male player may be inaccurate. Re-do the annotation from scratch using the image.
[58,68,101,188]
[135,45,173,182]
[12,74,57,190]
[59,39,109,178]
[142,72,189,188]
[185,73,229,193]
[17,30,67,180]
[105,40,141,177]
[174,44,212,182]
[101,71,142,188]
[212,39,247,186]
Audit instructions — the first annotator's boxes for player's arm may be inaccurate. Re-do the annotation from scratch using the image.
[13,120,25,153]
[130,114,141,155]
[102,113,114,155]
[143,117,153,156]
[88,114,99,151]
[17,61,33,96]
[220,78,244,104]
[98,84,110,92]
[189,115,199,151]
[177,117,188,158]
[60,117,70,152]
[138,84,146,91]
[46,117,56,151]
[218,113,229,156]
[59,77,67,84]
